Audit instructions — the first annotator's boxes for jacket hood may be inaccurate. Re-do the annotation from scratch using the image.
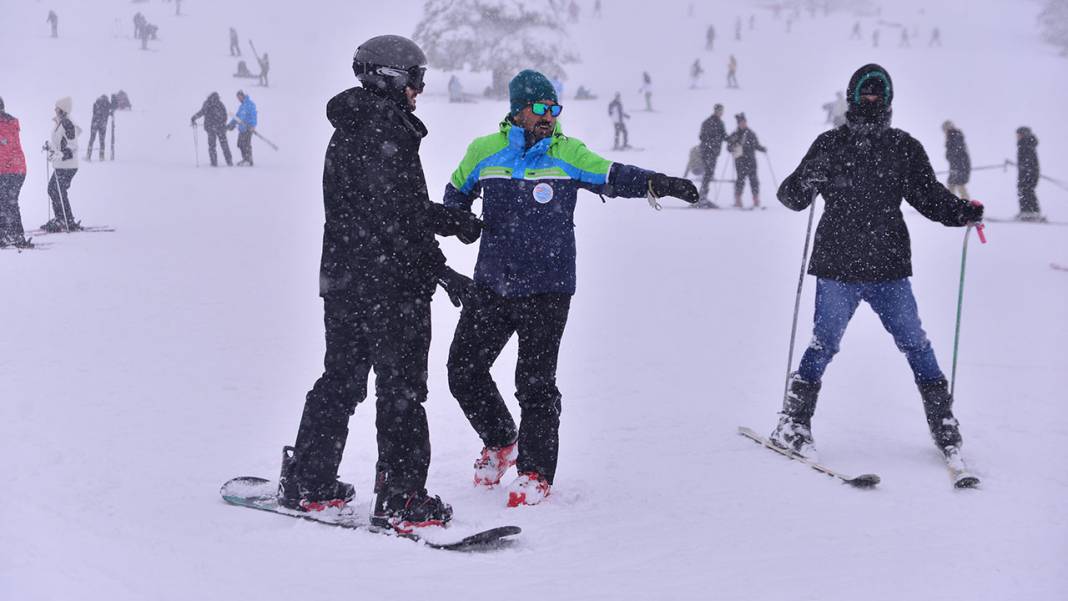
[1018,133,1038,148]
[845,64,893,131]
[327,86,426,138]
[208,92,220,103]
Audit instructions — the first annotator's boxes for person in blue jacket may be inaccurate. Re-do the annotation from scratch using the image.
[443,69,698,507]
[227,90,258,166]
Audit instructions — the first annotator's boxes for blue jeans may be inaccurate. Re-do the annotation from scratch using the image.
[797,278,944,384]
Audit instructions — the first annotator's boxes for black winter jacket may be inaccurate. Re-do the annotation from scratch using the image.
[778,125,974,282]
[191,93,228,133]
[699,115,726,157]
[1017,133,1039,189]
[91,96,111,128]
[319,86,463,299]
[944,128,970,181]
[726,128,765,162]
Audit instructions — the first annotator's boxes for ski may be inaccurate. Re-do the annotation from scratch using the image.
[1051,263,1067,272]
[27,225,115,236]
[983,217,1067,227]
[737,426,880,488]
[941,447,980,489]
[220,476,521,551]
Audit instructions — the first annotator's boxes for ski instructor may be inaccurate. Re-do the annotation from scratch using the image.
[443,69,699,507]
[770,64,983,462]
[277,35,482,534]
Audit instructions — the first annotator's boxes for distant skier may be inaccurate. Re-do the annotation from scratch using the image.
[229,27,241,57]
[706,24,716,50]
[735,17,742,40]
[772,63,984,462]
[442,69,698,507]
[191,92,233,167]
[593,0,602,18]
[448,75,464,103]
[257,53,270,87]
[821,91,847,127]
[942,121,970,199]
[85,95,112,162]
[639,71,653,111]
[726,112,766,208]
[850,21,862,40]
[608,92,630,150]
[690,58,704,88]
[697,103,727,204]
[0,98,32,248]
[930,27,942,47]
[872,28,880,47]
[899,28,910,47]
[278,35,476,532]
[46,10,58,38]
[42,97,82,232]
[749,14,756,30]
[726,54,738,88]
[227,91,257,166]
[133,12,146,40]
[1015,126,1043,221]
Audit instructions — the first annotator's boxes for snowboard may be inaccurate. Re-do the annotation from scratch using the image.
[220,476,521,551]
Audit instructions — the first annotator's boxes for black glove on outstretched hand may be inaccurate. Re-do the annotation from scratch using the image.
[438,267,476,308]
[453,209,483,244]
[798,152,831,191]
[649,173,700,203]
[960,199,984,224]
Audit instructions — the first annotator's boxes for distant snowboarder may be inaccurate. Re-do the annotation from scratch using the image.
[726,55,738,88]
[46,10,59,38]
[942,121,970,199]
[771,63,984,463]
[1015,126,1043,221]
[706,24,716,50]
[227,91,257,166]
[85,95,112,162]
[608,92,630,149]
[850,21,862,40]
[42,97,83,232]
[691,58,704,88]
[229,27,241,57]
[191,92,233,167]
[697,103,727,204]
[726,112,766,208]
[0,98,32,248]
[639,71,653,111]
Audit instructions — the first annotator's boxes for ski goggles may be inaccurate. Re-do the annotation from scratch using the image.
[529,102,563,117]
[374,65,427,92]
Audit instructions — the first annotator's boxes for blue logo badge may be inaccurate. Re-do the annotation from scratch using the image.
[532,182,554,204]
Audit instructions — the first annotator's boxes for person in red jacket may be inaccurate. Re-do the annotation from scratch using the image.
[0,97,31,248]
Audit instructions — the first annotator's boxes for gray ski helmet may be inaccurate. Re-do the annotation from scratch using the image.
[353,35,428,93]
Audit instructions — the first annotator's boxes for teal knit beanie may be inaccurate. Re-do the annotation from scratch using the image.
[509,70,558,117]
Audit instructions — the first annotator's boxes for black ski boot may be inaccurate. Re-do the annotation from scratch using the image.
[371,488,453,534]
[919,379,962,451]
[769,373,821,460]
[276,446,355,512]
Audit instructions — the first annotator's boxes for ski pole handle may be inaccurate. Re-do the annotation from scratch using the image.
[975,223,987,244]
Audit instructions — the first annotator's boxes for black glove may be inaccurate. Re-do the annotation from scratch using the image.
[438,267,476,308]
[961,199,984,224]
[450,208,483,244]
[798,152,831,190]
[227,123,236,131]
[649,173,699,203]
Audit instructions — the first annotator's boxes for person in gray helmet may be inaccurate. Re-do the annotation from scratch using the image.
[276,35,480,534]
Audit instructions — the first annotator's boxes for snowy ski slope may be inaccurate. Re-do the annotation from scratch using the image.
[1,1,1066,600]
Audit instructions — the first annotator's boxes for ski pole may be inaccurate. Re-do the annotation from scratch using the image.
[950,223,987,397]
[193,125,200,167]
[764,151,779,191]
[44,150,52,222]
[783,192,818,402]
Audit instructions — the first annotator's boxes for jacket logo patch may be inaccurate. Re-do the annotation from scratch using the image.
[532,182,554,204]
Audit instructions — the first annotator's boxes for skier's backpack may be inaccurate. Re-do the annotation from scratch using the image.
[235,61,253,77]
[687,146,705,176]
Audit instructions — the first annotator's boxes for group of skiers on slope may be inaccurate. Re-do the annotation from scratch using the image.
[190,91,258,167]
[683,104,767,209]
[275,35,700,533]
[260,36,987,537]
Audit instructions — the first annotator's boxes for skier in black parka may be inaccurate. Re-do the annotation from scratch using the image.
[771,64,984,462]
[190,92,233,167]
[277,35,481,534]
[1015,126,1042,220]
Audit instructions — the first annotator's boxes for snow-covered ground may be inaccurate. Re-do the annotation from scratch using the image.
[2,1,1066,599]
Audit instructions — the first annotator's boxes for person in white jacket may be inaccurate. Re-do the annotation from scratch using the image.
[43,96,82,232]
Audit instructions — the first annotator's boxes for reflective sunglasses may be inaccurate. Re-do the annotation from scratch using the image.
[529,102,563,117]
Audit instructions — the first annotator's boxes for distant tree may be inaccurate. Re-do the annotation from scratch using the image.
[413,0,580,98]
[1039,0,1068,55]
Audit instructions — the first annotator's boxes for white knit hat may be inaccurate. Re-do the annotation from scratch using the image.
[55,96,73,115]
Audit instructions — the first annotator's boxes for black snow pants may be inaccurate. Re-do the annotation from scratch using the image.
[237,130,253,165]
[699,150,721,199]
[734,156,759,197]
[86,124,107,159]
[613,123,629,149]
[48,168,77,223]
[0,173,27,239]
[447,288,571,484]
[292,291,433,495]
[206,127,233,166]
[1018,182,1041,214]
